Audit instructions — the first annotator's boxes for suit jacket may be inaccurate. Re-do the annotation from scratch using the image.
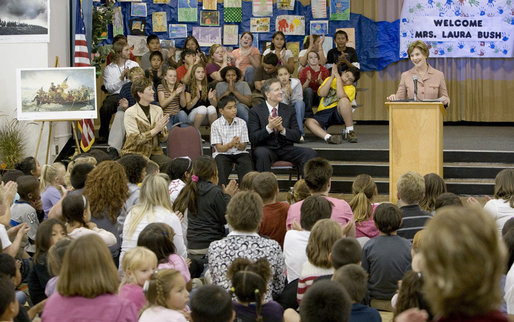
[395,64,450,104]
[121,103,168,157]
[248,101,300,149]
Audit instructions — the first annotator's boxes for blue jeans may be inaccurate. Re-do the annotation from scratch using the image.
[167,110,190,130]
[236,103,249,122]
[244,66,256,88]
[293,100,306,135]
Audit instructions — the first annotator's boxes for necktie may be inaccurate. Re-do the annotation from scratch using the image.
[271,107,278,135]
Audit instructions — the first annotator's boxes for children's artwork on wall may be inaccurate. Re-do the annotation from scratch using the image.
[310,21,328,35]
[178,0,198,22]
[154,0,170,3]
[223,25,238,45]
[200,11,219,26]
[224,0,242,22]
[252,0,273,17]
[127,35,149,56]
[0,0,50,43]
[286,42,300,58]
[336,27,356,48]
[160,40,175,49]
[250,18,271,33]
[311,0,327,19]
[169,24,188,38]
[152,12,167,32]
[130,19,146,35]
[17,67,97,121]
[192,27,221,47]
[203,0,217,10]
[112,7,124,37]
[277,0,294,10]
[276,15,305,35]
[131,3,147,17]
[330,0,350,21]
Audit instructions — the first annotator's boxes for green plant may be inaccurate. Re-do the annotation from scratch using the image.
[0,118,27,169]
[91,1,114,77]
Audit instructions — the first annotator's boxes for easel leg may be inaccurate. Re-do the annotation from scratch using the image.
[45,121,53,164]
[71,122,82,156]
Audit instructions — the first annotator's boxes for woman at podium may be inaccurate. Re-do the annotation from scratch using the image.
[387,40,450,106]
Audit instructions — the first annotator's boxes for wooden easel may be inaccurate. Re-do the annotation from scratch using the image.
[34,57,83,163]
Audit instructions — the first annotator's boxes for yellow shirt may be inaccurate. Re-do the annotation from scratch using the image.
[317,78,356,112]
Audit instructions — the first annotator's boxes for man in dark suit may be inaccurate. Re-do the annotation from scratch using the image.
[248,78,317,173]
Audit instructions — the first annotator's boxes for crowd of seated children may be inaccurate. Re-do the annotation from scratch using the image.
[362,203,412,311]
[227,257,284,321]
[176,48,201,85]
[173,156,238,276]
[332,264,382,322]
[163,157,191,203]
[396,171,432,241]
[208,191,285,302]
[185,64,218,129]
[327,30,360,70]
[252,53,280,107]
[215,66,253,122]
[304,64,360,144]
[299,51,330,118]
[157,67,188,129]
[278,66,306,140]
[298,35,327,69]
[263,31,295,74]
[145,51,164,88]
[140,34,169,71]
[297,219,345,303]
[232,32,261,86]
[349,174,380,240]
[287,157,353,229]
[210,96,252,186]
[419,173,447,213]
[117,154,147,217]
[284,195,332,283]
[183,35,208,65]
[39,163,66,219]
[206,44,230,83]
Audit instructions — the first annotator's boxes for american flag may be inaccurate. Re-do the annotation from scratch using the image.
[74,0,95,152]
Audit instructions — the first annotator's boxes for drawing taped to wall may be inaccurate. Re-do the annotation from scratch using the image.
[250,17,270,33]
[276,15,305,35]
[192,26,221,47]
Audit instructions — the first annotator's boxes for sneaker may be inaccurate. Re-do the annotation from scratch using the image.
[300,136,305,142]
[344,130,358,143]
[326,135,343,144]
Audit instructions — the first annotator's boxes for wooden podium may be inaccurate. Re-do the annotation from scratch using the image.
[386,102,446,203]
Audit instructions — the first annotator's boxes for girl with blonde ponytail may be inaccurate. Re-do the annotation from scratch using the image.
[40,162,66,219]
[348,174,379,238]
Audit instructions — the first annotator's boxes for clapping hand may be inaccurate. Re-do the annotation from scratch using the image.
[155,114,170,132]
[119,98,129,110]
[175,84,185,95]
[331,64,340,78]
[208,88,216,100]
[223,179,239,197]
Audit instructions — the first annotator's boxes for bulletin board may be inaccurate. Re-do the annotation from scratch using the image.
[95,0,401,71]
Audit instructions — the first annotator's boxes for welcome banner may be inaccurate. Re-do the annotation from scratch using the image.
[400,0,513,58]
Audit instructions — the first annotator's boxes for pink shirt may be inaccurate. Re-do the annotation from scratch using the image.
[119,283,146,312]
[286,196,353,230]
[232,47,261,74]
[42,293,138,322]
[355,203,380,238]
[158,254,191,282]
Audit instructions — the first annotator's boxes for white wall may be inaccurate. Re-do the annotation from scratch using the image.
[0,0,71,166]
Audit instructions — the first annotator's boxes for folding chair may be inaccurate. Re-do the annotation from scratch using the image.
[167,122,203,161]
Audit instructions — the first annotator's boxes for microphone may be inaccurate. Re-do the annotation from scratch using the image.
[413,75,418,101]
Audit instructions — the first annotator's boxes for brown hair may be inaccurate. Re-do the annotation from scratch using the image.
[111,40,128,62]
[287,179,310,204]
[47,238,72,276]
[240,171,259,191]
[306,219,344,268]
[34,219,66,264]
[58,234,119,297]
[397,171,425,204]
[227,258,271,322]
[300,195,333,231]
[84,161,128,224]
[144,269,183,308]
[188,64,208,101]
[421,206,506,317]
[304,158,333,193]
[173,156,217,214]
[253,172,278,203]
[494,168,514,207]
[332,264,367,302]
[419,173,447,212]
[407,40,430,59]
[161,67,180,92]
[226,191,263,232]
[303,35,320,50]
[393,270,431,319]
[131,77,154,103]
[373,203,403,235]
[348,174,376,223]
